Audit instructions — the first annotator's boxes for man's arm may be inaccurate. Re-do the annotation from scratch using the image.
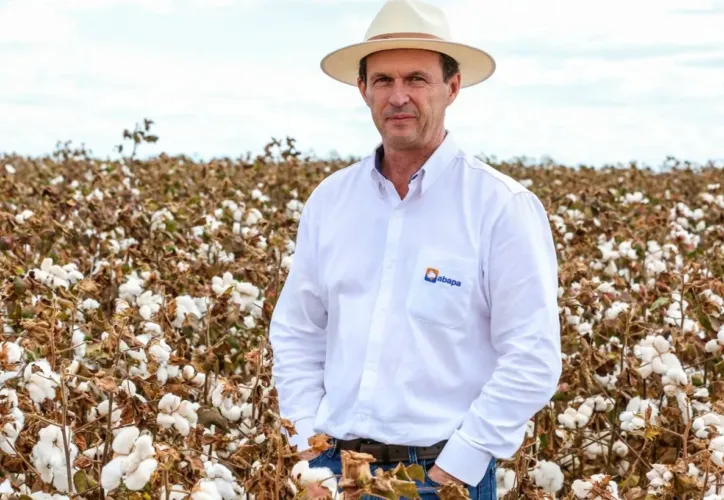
[434,190,562,486]
[269,192,328,452]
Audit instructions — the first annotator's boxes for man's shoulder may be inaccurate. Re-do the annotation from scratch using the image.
[310,156,371,198]
[303,156,369,210]
[458,152,530,196]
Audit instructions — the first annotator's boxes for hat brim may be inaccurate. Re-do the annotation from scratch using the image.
[320,38,496,88]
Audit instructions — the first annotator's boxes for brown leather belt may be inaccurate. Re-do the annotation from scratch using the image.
[336,439,447,463]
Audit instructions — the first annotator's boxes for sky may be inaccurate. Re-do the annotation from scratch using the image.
[1,0,723,168]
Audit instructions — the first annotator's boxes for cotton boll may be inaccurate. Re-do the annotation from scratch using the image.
[101,456,125,491]
[706,339,721,353]
[157,395,199,436]
[124,458,158,490]
[113,426,140,455]
[496,468,517,496]
[23,359,60,404]
[572,479,593,498]
[0,341,23,365]
[31,424,79,493]
[653,336,670,354]
[161,484,188,500]
[529,460,564,494]
[159,393,181,413]
[613,440,629,457]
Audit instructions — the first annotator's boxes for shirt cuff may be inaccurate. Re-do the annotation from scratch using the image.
[285,417,317,451]
[434,430,493,486]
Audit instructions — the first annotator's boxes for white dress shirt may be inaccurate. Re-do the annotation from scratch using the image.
[269,132,562,486]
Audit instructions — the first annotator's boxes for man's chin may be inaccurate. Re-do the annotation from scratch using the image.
[382,132,419,149]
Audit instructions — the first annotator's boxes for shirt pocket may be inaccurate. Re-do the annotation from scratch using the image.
[406,246,478,329]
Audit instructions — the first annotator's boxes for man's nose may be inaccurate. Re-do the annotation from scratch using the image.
[388,80,410,107]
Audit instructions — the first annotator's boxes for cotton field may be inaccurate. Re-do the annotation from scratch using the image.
[1,137,724,500]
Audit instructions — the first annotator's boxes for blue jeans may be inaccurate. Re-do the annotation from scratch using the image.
[307,438,497,499]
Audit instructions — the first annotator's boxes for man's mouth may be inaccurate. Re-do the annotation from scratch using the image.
[389,114,415,121]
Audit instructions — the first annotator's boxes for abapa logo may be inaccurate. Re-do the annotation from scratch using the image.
[424,267,461,287]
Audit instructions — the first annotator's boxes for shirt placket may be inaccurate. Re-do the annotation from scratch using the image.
[355,190,405,431]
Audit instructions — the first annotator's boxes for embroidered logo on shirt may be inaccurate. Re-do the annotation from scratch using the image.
[424,268,439,282]
[424,267,461,287]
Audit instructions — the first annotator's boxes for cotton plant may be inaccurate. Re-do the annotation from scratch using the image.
[15,209,33,224]
[210,272,263,324]
[160,484,189,500]
[22,359,61,405]
[634,335,687,391]
[558,395,614,430]
[704,325,724,354]
[210,379,253,422]
[571,474,620,499]
[289,460,339,500]
[701,289,724,317]
[620,397,659,432]
[157,393,200,436]
[150,207,175,232]
[101,426,158,492]
[709,435,724,467]
[604,301,630,321]
[0,340,23,385]
[87,398,123,428]
[286,199,304,221]
[0,388,24,455]
[528,460,565,496]
[28,258,84,290]
[663,292,702,335]
[496,467,517,498]
[136,289,164,320]
[190,461,250,500]
[182,364,207,388]
[64,360,90,393]
[646,464,674,496]
[172,295,209,329]
[31,424,79,493]
[692,412,724,439]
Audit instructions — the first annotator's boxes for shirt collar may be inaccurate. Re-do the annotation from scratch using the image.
[369,131,459,195]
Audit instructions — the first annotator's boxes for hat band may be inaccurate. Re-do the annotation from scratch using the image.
[367,32,446,41]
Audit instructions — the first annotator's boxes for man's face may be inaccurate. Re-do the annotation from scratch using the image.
[358,49,460,151]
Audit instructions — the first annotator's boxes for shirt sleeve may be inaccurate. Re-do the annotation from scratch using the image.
[435,190,562,486]
[269,189,328,452]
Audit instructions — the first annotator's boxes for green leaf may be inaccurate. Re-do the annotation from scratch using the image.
[649,297,668,311]
[391,480,421,498]
[403,464,424,483]
[539,433,549,450]
[73,470,96,493]
[698,311,715,333]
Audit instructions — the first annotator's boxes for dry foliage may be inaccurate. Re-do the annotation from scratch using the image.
[1,122,724,500]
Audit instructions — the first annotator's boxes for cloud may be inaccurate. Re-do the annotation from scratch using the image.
[0,0,722,167]
[0,2,78,44]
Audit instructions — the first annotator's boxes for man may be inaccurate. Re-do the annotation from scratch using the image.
[269,0,562,497]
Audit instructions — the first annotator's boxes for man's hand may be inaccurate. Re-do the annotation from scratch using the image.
[427,464,465,486]
[299,448,321,461]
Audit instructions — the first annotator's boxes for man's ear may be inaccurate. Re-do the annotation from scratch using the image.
[447,73,461,105]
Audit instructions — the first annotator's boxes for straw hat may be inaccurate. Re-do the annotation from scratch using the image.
[320,0,496,88]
